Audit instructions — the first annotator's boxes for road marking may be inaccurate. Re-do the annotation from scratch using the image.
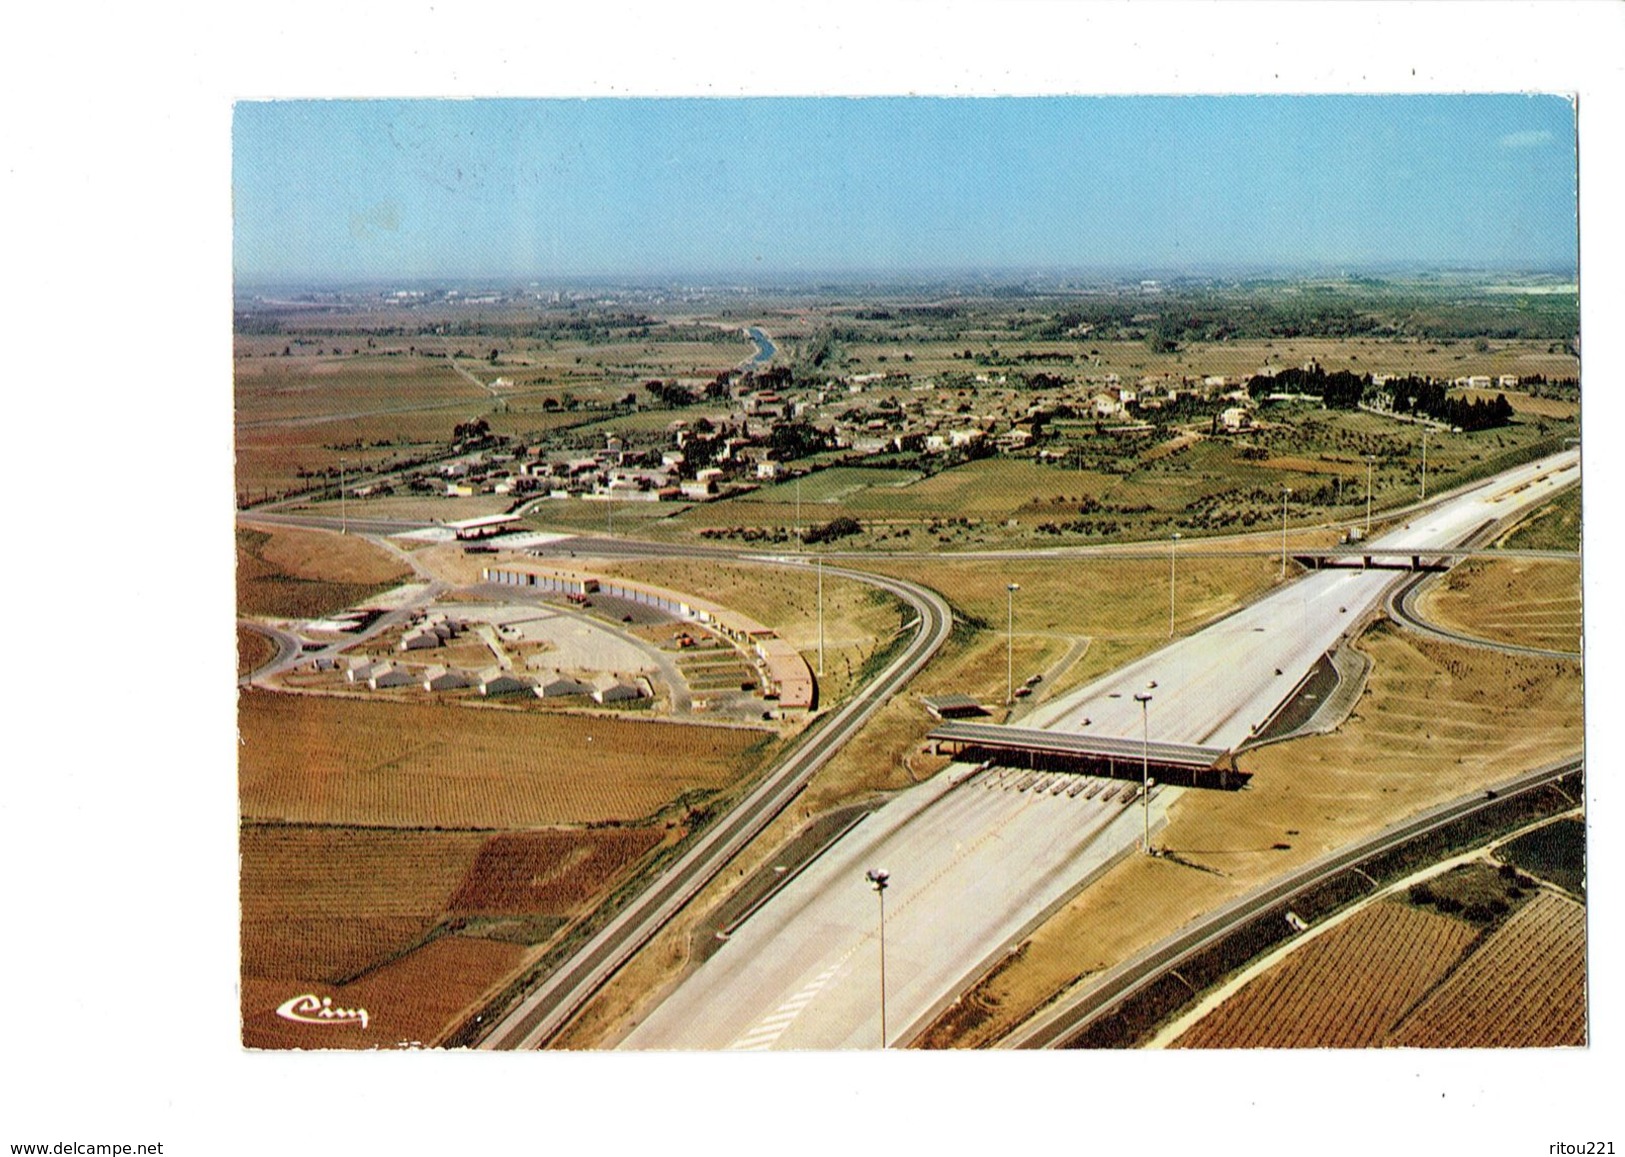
[727,964,843,1050]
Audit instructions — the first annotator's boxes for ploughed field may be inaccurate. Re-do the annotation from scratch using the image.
[239,684,776,1048]
[1173,900,1479,1048]
[1387,891,1586,1047]
[1173,874,1586,1049]
[240,823,668,1048]
[238,689,776,827]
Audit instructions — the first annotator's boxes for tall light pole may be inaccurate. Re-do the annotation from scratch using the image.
[795,475,802,550]
[339,457,348,535]
[1006,582,1021,705]
[1134,691,1154,854]
[817,554,825,677]
[1168,531,1181,638]
[1423,422,1436,500]
[865,868,889,1047]
[1279,486,1292,580]
[1364,455,1376,538]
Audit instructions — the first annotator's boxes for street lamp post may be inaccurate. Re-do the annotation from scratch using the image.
[339,457,347,535]
[1364,455,1376,537]
[1006,582,1021,705]
[817,554,825,678]
[1134,691,1154,854]
[1168,532,1181,638]
[1423,422,1436,500]
[1279,486,1292,580]
[865,868,889,1047]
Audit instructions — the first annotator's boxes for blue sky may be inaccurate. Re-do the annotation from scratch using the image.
[233,95,1577,283]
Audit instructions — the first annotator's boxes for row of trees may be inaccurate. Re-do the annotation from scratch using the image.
[1384,376,1515,431]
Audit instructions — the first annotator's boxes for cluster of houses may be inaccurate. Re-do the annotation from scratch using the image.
[399,612,465,651]
[364,361,1531,507]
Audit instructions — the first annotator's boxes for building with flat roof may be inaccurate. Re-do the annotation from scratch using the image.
[445,513,523,540]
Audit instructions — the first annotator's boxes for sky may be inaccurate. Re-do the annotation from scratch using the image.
[233,95,1578,284]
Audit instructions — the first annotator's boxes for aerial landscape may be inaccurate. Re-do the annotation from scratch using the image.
[234,95,1584,1052]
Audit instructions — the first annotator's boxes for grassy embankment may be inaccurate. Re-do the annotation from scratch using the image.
[237,524,410,619]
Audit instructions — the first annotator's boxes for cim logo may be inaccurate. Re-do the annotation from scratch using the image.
[275,993,370,1030]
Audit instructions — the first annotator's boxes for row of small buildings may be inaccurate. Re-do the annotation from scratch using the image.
[482,563,817,710]
[337,654,649,703]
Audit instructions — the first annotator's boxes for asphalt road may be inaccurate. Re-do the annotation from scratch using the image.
[1002,754,1583,1049]
[477,561,953,1049]
[236,619,303,683]
[1388,565,1583,661]
[605,452,1579,1051]
[620,769,1169,1049]
[1027,453,1580,750]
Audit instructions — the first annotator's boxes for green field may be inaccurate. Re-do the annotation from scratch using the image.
[1497,484,1582,551]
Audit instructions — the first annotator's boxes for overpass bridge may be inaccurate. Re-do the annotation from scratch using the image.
[926,721,1241,789]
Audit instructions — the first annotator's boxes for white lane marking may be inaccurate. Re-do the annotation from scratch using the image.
[727,964,843,1050]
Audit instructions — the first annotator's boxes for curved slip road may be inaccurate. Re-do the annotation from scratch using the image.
[1389,563,1583,662]
[477,560,953,1050]
[1001,754,1583,1049]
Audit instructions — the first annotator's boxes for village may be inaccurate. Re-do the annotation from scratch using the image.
[334,347,1546,519]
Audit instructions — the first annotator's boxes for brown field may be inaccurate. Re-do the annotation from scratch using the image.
[862,553,1282,644]
[1419,557,1582,653]
[1457,387,1579,419]
[238,688,777,827]
[844,336,1578,386]
[448,828,663,915]
[237,524,410,619]
[912,621,1583,1048]
[1172,900,1479,1048]
[242,936,530,1050]
[1388,890,1586,1047]
[241,821,669,1048]
[240,825,488,983]
[238,624,275,676]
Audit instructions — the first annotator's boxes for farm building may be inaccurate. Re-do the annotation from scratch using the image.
[346,659,383,683]
[368,664,416,690]
[422,665,473,692]
[400,627,442,651]
[478,669,531,697]
[537,675,594,699]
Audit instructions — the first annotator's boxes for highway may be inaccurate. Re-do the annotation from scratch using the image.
[1027,452,1579,749]
[477,561,953,1049]
[609,452,1578,1050]
[620,767,1171,1049]
[1001,755,1582,1049]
